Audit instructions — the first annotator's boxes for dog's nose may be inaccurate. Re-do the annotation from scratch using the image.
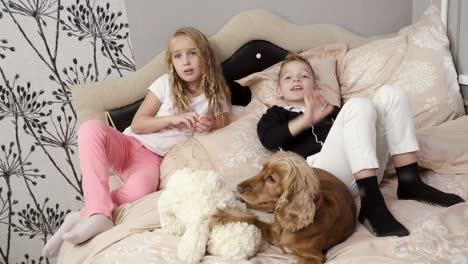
[237,184,245,194]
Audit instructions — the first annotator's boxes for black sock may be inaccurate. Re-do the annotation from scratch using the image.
[356,176,409,237]
[396,162,465,207]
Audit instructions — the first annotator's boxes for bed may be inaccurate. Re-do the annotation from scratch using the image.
[57,7,468,264]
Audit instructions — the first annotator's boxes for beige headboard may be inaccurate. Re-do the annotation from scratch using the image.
[72,9,393,126]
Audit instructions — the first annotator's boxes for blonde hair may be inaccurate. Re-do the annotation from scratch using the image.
[278,53,315,82]
[166,27,231,125]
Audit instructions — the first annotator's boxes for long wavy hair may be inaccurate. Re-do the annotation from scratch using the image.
[166,27,231,125]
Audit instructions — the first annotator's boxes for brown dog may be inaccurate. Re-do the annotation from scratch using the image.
[215,151,356,264]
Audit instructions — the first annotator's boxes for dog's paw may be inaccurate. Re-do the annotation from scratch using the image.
[210,207,256,227]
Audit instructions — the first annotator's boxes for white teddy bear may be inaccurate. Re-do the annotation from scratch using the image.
[158,168,263,264]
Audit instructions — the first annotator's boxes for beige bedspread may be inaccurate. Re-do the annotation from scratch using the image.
[57,170,468,264]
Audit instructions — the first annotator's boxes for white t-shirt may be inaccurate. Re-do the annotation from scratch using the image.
[124,73,228,156]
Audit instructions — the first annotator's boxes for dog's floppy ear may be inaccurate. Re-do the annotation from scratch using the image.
[275,180,316,232]
[274,157,320,232]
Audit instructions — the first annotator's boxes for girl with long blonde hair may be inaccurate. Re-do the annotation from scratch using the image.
[167,27,231,127]
[42,27,231,257]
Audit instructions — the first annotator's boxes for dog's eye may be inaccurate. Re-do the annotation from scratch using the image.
[266,175,276,184]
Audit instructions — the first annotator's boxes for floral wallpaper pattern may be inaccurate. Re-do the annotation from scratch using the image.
[0,0,134,262]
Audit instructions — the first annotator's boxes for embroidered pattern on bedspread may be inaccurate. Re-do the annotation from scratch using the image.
[393,217,468,263]
[217,103,271,174]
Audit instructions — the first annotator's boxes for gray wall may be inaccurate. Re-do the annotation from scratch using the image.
[125,0,412,69]
[412,0,441,23]
[450,0,468,74]
[447,0,468,109]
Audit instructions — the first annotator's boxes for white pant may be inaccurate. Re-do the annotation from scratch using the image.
[310,85,419,196]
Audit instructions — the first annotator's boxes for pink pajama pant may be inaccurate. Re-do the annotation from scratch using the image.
[78,120,163,220]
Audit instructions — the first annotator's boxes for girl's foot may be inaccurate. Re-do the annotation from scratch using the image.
[42,211,80,257]
[63,214,114,244]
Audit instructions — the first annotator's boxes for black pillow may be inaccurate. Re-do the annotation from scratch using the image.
[106,40,289,132]
[222,40,289,106]
[105,99,143,132]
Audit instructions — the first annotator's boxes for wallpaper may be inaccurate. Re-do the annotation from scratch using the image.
[0,0,134,262]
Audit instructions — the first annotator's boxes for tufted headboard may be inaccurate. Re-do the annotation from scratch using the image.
[105,39,290,131]
[71,9,393,129]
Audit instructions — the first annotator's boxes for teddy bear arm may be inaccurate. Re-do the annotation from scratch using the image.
[158,198,186,236]
[161,214,186,236]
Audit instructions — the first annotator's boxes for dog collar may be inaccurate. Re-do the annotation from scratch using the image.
[314,193,323,211]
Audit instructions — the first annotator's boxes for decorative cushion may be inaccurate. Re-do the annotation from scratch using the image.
[416,115,468,174]
[339,6,465,129]
[235,43,347,108]
[105,99,143,132]
[159,100,271,191]
[222,40,289,106]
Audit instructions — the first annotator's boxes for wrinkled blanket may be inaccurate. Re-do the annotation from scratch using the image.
[57,170,468,264]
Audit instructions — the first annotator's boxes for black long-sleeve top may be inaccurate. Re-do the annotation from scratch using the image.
[257,105,340,158]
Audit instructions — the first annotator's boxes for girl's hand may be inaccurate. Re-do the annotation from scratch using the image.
[195,114,214,133]
[170,112,199,129]
[303,86,332,125]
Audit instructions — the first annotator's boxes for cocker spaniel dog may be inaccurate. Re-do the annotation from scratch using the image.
[215,151,356,264]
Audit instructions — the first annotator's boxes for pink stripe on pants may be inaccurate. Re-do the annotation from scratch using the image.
[78,120,163,220]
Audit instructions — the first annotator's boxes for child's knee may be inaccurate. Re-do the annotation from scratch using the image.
[374,85,409,105]
[112,177,159,205]
[78,120,108,139]
[343,97,376,120]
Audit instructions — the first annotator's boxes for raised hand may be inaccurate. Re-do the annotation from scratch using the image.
[303,86,333,125]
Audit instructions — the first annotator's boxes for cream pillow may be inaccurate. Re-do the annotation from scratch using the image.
[416,115,468,175]
[339,6,465,129]
[236,43,347,108]
[159,137,215,189]
[159,100,271,191]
